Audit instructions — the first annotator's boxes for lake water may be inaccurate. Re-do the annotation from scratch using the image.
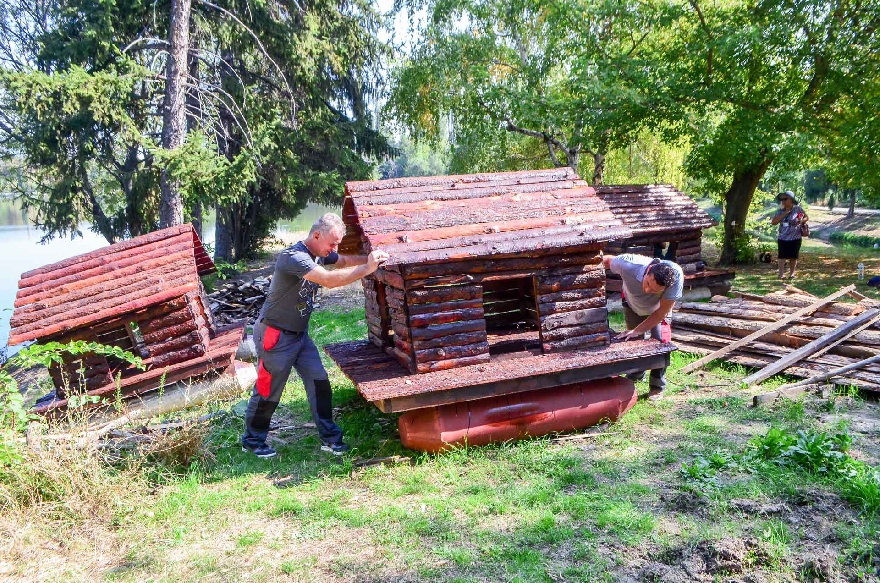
[0,198,337,353]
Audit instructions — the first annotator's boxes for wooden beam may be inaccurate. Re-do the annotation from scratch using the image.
[761,353,880,397]
[752,383,829,407]
[680,285,856,374]
[742,307,880,386]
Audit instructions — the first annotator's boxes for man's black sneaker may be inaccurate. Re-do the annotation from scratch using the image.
[242,443,277,458]
[321,440,351,456]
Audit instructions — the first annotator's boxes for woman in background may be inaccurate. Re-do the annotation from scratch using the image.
[771,191,809,279]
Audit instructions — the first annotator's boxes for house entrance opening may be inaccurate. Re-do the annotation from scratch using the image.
[482,276,541,355]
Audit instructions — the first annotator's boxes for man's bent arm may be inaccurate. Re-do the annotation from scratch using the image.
[334,254,368,269]
[303,264,375,289]
[627,298,676,337]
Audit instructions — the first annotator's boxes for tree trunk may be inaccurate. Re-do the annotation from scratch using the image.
[719,160,772,264]
[566,149,579,176]
[186,49,202,237]
[214,204,234,262]
[592,151,605,186]
[159,0,191,228]
[213,50,240,262]
[847,189,856,218]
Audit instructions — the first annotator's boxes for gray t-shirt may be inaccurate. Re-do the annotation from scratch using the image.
[259,241,338,332]
[610,254,684,316]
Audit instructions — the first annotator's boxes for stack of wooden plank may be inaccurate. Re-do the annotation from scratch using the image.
[673,287,880,393]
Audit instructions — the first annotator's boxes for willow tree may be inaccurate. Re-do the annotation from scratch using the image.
[387,0,663,185]
[0,0,390,258]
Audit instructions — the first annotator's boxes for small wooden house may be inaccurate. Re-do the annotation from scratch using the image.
[8,225,245,414]
[327,169,676,450]
[594,184,735,294]
[339,168,632,374]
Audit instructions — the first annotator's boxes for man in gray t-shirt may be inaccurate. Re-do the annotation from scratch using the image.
[604,253,684,399]
[241,213,389,459]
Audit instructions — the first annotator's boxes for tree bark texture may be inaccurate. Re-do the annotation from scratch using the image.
[159,0,192,228]
[720,159,772,264]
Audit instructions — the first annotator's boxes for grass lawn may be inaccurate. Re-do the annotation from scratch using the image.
[2,241,880,583]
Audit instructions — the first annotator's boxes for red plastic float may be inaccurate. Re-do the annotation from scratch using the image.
[398,377,637,452]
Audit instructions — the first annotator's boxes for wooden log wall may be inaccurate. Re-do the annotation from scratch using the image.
[42,288,218,398]
[362,276,389,348]
[136,291,211,369]
[534,255,610,353]
[403,284,489,373]
[673,291,880,394]
[605,230,706,275]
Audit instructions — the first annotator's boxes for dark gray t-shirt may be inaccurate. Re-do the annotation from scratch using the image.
[610,254,684,316]
[259,241,338,332]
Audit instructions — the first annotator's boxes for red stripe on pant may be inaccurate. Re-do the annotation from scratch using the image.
[256,326,282,398]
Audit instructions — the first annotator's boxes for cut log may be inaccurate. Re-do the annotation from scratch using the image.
[680,285,856,373]
[412,331,489,350]
[542,332,609,352]
[540,307,608,330]
[415,353,491,373]
[410,319,486,341]
[414,341,489,363]
[409,308,484,328]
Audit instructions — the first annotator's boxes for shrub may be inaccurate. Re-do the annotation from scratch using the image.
[829,231,880,248]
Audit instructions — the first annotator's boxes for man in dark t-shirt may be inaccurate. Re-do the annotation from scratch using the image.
[241,213,389,458]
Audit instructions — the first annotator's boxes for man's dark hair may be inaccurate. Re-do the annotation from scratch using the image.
[650,263,676,287]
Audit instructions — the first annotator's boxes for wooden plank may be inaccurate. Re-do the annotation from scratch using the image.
[752,384,829,406]
[680,285,857,374]
[412,331,488,350]
[406,285,481,305]
[541,322,608,342]
[536,296,607,316]
[766,354,880,397]
[407,298,482,316]
[384,353,669,412]
[743,308,880,385]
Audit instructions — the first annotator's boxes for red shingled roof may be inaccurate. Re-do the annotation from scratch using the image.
[341,168,631,265]
[9,224,215,345]
[594,184,717,235]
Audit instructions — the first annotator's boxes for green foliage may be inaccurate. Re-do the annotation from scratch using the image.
[680,448,738,489]
[829,231,880,248]
[749,427,879,513]
[0,0,392,259]
[387,0,665,181]
[0,340,144,467]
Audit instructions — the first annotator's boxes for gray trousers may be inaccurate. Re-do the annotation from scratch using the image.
[623,304,667,391]
[242,320,343,449]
